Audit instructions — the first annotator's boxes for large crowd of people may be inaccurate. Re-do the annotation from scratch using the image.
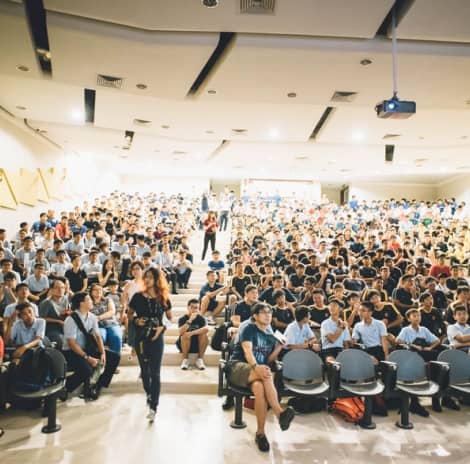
[0,190,469,450]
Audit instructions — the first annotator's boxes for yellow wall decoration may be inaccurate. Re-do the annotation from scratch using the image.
[0,168,17,210]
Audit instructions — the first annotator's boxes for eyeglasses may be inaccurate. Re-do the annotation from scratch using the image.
[257,310,272,315]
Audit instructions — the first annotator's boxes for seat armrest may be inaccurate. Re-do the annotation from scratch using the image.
[379,361,397,395]
[429,361,450,391]
[326,361,341,399]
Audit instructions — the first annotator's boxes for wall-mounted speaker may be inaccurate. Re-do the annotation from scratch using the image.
[385,144,394,163]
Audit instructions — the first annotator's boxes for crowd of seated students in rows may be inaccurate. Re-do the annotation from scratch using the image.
[0,192,201,403]
[198,196,470,417]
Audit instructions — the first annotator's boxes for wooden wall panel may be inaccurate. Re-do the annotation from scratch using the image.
[41,167,65,200]
[0,168,17,210]
[11,168,39,206]
[37,168,49,203]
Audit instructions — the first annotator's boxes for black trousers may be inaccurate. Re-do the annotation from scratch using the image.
[135,334,164,410]
[202,233,216,260]
[219,211,229,231]
[64,349,120,393]
[164,268,178,294]
[176,268,192,286]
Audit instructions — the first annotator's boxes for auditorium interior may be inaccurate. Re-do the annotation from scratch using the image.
[0,0,470,463]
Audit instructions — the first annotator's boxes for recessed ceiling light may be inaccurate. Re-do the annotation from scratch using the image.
[202,0,219,7]
[232,128,247,134]
[154,149,160,153]
[16,65,30,72]
[461,136,468,139]
[287,92,297,98]
[419,136,425,140]
[136,83,147,90]
[16,105,27,110]
[360,58,373,66]
[113,145,120,149]
[161,125,170,129]
[205,130,214,134]
[269,128,280,138]
[207,89,217,95]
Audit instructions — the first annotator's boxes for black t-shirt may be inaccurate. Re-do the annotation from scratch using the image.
[289,274,305,289]
[234,301,253,323]
[272,307,294,332]
[309,306,330,325]
[373,303,401,334]
[284,265,296,277]
[360,266,377,279]
[313,273,336,293]
[65,268,87,292]
[129,292,171,329]
[178,314,206,332]
[429,290,448,310]
[343,307,360,327]
[305,265,319,276]
[298,290,314,306]
[259,287,296,306]
[393,288,414,316]
[343,278,366,293]
[383,278,397,297]
[231,276,252,297]
[420,308,445,337]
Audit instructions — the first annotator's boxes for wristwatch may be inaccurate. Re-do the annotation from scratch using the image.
[83,354,89,360]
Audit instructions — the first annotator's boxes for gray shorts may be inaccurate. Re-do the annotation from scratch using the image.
[228,362,252,388]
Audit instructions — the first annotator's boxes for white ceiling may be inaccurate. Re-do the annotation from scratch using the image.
[0,0,469,184]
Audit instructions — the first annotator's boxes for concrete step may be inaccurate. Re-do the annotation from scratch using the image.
[120,343,221,367]
[110,365,218,395]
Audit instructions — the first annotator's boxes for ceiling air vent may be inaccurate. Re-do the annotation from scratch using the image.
[172,150,187,155]
[133,118,152,127]
[383,133,401,139]
[231,128,247,135]
[96,74,124,89]
[240,0,275,14]
[414,158,428,164]
[331,91,358,103]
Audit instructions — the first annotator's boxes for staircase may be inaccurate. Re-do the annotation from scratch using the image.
[112,229,230,396]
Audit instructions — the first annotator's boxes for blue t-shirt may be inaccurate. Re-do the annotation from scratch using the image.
[208,260,225,271]
[230,322,276,365]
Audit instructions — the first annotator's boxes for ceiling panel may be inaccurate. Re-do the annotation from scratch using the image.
[46,11,218,100]
[93,90,325,142]
[44,0,394,39]
[397,0,470,43]
[199,34,470,108]
[0,2,42,79]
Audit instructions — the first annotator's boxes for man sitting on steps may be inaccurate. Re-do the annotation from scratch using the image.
[177,299,209,371]
[199,270,230,325]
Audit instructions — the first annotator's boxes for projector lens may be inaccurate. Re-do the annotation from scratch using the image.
[388,102,396,110]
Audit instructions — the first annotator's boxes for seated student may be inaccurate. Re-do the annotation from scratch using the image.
[4,302,45,364]
[392,274,419,317]
[231,284,258,328]
[362,276,388,302]
[49,250,71,279]
[359,255,377,285]
[447,305,470,352]
[2,283,38,335]
[0,259,21,284]
[424,276,448,312]
[227,303,295,453]
[259,274,296,308]
[309,289,330,328]
[396,308,448,416]
[331,256,349,281]
[89,283,122,354]
[446,286,470,324]
[313,263,336,297]
[351,301,388,362]
[296,276,315,306]
[327,283,348,307]
[418,292,446,339]
[320,299,351,363]
[105,279,124,322]
[199,270,229,325]
[343,264,366,294]
[0,272,19,323]
[24,263,49,303]
[173,250,192,289]
[177,299,208,371]
[230,261,253,301]
[343,292,361,328]
[284,306,320,351]
[63,292,120,401]
[208,250,226,284]
[82,250,101,286]
[38,278,70,349]
[258,262,274,290]
[287,263,306,297]
[367,290,403,337]
[271,290,295,333]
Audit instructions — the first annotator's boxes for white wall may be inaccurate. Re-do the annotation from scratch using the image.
[349,182,438,202]
[0,113,120,236]
[437,175,470,204]
[120,175,209,196]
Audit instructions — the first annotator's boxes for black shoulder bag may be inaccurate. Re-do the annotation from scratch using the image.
[71,311,101,358]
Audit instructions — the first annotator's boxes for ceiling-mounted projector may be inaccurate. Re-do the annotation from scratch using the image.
[376,96,416,119]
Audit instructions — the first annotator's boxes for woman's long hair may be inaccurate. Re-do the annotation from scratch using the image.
[144,267,170,308]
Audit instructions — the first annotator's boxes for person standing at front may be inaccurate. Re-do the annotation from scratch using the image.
[201,211,218,261]
[128,267,172,422]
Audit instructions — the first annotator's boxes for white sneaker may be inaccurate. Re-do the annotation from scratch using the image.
[196,358,206,370]
[181,358,189,370]
[146,408,156,422]
[206,316,215,326]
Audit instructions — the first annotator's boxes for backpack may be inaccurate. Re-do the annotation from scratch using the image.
[329,397,365,423]
[287,396,326,414]
[71,311,101,358]
[211,323,229,351]
[13,346,67,392]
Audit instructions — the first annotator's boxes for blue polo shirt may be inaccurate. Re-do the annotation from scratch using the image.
[285,321,314,345]
[321,317,351,349]
[10,318,45,346]
[397,325,438,345]
[352,318,387,347]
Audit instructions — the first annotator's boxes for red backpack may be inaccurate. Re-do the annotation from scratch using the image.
[330,397,365,423]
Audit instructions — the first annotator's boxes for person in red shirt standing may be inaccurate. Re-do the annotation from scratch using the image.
[429,254,451,278]
[201,211,218,261]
